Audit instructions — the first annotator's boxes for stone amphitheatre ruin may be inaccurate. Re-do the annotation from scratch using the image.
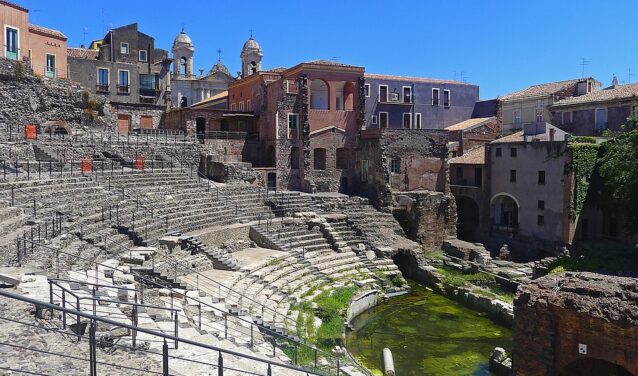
[0,57,419,375]
[1,56,637,376]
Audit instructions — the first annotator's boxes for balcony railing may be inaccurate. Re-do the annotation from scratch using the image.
[96,84,109,93]
[117,85,130,94]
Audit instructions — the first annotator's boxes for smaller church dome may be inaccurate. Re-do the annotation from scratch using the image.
[209,59,231,76]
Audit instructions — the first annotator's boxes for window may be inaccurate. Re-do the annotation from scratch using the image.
[139,74,158,91]
[535,108,543,123]
[514,109,522,126]
[290,147,300,169]
[288,113,298,129]
[596,108,607,131]
[118,70,129,93]
[379,112,388,128]
[288,113,298,138]
[45,54,56,78]
[371,115,378,125]
[239,101,244,111]
[415,113,422,129]
[139,50,147,62]
[5,26,18,60]
[402,86,412,103]
[230,103,236,111]
[379,85,388,102]
[360,160,369,182]
[402,113,412,129]
[364,83,370,97]
[562,111,572,125]
[247,100,252,111]
[313,148,326,170]
[456,166,463,181]
[510,170,517,182]
[537,215,545,226]
[120,42,129,54]
[391,159,400,174]
[495,147,502,157]
[538,200,545,210]
[432,88,440,106]
[443,89,451,108]
[97,68,109,91]
[538,170,546,185]
[510,148,517,157]
[336,148,348,169]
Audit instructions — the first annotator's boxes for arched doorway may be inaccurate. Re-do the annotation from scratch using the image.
[560,358,632,376]
[310,79,329,109]
[490,194,519,233]
[195,117,206,143]
[456,196,479,242]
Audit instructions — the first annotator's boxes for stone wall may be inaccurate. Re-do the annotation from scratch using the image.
[513,272,638,376]
[391,191,457,248]
[356,129,448,206]
[105,102,164,131]
[0,57,103,127]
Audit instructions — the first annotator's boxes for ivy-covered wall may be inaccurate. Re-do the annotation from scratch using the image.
[567,142,600,219]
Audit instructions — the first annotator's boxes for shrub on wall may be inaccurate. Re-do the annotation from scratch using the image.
[567,142,600,219]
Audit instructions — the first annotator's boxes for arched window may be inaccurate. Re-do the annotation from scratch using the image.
[250,61,257,75]
[180,96,188,108]
[311,80,329,110]
[180,57,187,77]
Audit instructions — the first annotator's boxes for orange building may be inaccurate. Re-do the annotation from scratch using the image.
[1,0,67,78]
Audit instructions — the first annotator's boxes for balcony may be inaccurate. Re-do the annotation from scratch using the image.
[6,50,18,60]
[117,85,130,94]
[96,84,110,93]
[139,87,160,97]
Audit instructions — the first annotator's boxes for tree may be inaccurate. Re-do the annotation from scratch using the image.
[597,129,638,234]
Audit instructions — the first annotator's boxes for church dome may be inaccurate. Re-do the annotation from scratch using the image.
[241,37,262,53]
[173,31,193,50]
[209,59,231,76]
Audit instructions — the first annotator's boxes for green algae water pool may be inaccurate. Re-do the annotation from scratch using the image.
[346,281,511,375]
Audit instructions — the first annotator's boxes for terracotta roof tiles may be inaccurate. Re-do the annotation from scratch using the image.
[29,24,67,40]
[449,145,485,165]
[499,78,591,101]
[67,47,98,59]
[552,83,638,106]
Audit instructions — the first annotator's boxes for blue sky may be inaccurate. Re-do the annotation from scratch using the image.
[20,0,638,98]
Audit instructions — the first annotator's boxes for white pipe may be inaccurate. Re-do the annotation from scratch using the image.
[383,347,395,376]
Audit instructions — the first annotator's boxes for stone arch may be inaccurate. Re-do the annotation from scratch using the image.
[310,79,329,110]
[180,57,188,77]
[490,193,519,230]
[343,82,355,110]
[456,196,480,242]
[559,358,632,376]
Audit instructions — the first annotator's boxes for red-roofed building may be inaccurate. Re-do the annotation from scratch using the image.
[1,0,68,78]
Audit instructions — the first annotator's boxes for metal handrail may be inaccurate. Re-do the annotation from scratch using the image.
[0,289,332,376]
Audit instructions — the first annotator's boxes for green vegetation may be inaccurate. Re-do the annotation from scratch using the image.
[267,258,283,266]
[548,246,638,274]
[422,248,444,261]
[14,60,24,80]
[436,266,515,303]
[567,141,600,219]
[570,136,597,144]
[596,128,638,233]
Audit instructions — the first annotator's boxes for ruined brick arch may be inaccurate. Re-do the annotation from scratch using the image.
[559,358,633,376]
[310,79,329,110]
[456,195,480,242]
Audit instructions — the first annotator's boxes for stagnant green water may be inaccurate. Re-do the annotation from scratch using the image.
[346,281,512,375]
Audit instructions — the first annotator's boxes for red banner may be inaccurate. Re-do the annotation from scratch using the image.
[24,124,37,140]
[81,158,93,174]
[134,155,145,170]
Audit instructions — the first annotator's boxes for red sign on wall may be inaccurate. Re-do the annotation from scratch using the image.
[134,155,145,170]
[24,124,37,140]
[81,158,93,174]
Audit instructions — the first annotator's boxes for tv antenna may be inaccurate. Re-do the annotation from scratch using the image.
[580,58,590,78]
[629,68,637,84]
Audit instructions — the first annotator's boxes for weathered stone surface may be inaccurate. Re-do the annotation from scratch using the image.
[513,272,638,376]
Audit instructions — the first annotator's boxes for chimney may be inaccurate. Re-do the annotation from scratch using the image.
[612,75,619,88]
[549,128,555,141]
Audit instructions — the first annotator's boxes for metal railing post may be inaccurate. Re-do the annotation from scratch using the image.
[61,290,66,329]
[218,352,224,376]
[174,313,179,349]
[162,339,169,376]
